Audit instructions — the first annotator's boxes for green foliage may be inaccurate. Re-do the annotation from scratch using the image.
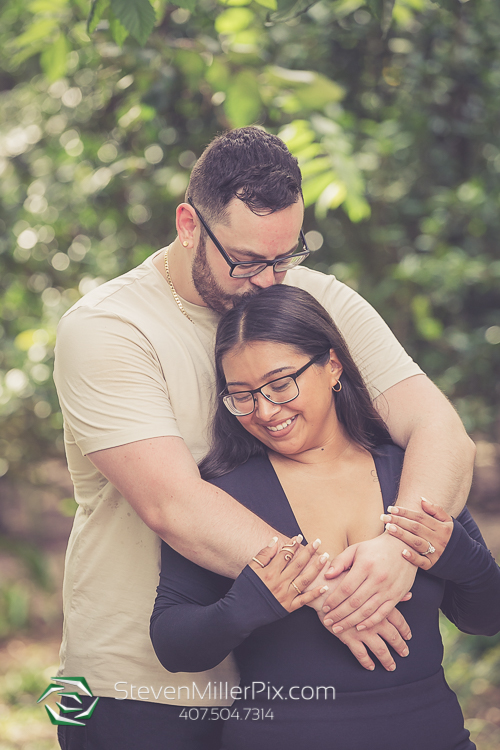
[0,0,498,476]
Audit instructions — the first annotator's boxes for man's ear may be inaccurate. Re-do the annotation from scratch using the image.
[176,203,197,248]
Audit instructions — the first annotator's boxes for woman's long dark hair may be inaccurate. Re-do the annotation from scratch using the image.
[199,285,391,480]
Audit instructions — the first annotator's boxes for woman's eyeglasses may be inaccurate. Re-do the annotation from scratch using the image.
[222,351,329,416]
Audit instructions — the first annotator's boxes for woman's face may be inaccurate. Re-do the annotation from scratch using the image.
[222,341,343,457]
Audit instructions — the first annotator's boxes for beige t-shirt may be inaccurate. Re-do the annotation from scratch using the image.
[53,250,422,705]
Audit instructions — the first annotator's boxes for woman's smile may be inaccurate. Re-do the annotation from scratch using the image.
[222,341,344,458]
[263,414,297,434]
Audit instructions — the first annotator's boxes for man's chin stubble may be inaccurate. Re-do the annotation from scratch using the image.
[191,239,261,314]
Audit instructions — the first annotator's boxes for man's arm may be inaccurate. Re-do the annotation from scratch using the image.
[89,435,283,579]
[378,374,475,517]
[320,374,476,631]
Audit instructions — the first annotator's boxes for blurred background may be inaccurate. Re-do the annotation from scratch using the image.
[0,0,499,747]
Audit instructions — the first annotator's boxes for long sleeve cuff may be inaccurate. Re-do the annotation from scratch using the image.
[430,519,496,583]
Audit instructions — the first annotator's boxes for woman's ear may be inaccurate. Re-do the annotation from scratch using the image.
[329,348,343,386]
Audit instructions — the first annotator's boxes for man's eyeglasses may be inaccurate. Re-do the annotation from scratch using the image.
[188,198,310,279]
[222,351,329,417]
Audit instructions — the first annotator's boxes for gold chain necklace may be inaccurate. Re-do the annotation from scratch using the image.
[164,247,195,324]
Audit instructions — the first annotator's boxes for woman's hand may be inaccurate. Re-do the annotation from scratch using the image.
[321,607,412,672]
[381,497,454,570]
[249,536,330,613]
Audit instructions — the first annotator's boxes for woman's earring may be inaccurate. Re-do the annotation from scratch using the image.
[182,240,189,247]
[332,380,342,393]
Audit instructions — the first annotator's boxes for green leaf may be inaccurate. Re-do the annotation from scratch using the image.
[176,48,206,90]
[172,0,197,10]
[266,0,316,24]
[29,0,69,11]
[110,0,156,45]
[88,0,110,34]
[253,0,277,9]
[215,7,254,33]
[302,171,335,207]
[218,0,252,6]
[40,33,69,81]
[109,8,130,45]
[12,19,57,48]
[365,0,395,35]
[205,58,230,91]
[224,70,262,127]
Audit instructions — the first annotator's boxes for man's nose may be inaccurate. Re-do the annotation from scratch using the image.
[250,265,277,288]
[254,392,281,419]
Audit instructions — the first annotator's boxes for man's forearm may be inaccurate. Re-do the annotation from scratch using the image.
[157,475,284,577]
[376,375,475,517]
[89,436,287,578]
[394,420,475,516]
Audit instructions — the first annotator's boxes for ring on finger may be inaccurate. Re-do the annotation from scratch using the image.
[280,541,297,562]
[290,581,302,595]
[251,557,265,568]
[421,542,436,555]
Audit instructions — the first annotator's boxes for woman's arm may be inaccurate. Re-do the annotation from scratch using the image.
[382,500,500,636]
[150,537,325,673]
[150,541,287,673]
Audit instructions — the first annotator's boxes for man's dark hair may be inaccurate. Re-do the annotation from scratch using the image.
[199,285,391,480]
[186,127,303,225]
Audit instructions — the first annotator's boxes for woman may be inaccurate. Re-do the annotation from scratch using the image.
[151,285,500,749]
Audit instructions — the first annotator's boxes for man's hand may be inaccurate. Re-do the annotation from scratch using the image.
[304,565,412,670]
[320,534,417,632]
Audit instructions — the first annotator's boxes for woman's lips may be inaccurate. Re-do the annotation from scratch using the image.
[264,415,297,436]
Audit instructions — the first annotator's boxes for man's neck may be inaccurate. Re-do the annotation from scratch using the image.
[154,238,207,307]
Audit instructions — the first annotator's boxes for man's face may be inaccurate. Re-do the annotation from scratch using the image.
[191,198,305,315]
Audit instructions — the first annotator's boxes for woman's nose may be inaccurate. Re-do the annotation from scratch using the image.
[254,392,282,419]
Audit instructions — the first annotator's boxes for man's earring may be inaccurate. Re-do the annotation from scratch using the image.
[182,240,189,247]
[332,380,342,393]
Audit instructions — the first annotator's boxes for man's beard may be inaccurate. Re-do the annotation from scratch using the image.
[191,234,260,315]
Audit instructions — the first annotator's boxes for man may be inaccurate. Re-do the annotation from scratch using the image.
[54,127,475,748]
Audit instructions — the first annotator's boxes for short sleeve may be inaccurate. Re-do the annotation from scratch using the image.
[320,280,423,398]
[54,306,182,455]
[285,268,423,398]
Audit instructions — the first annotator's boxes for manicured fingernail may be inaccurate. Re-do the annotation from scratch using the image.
[387,506,398,514]
[313,538,321,549]
[389,664,396,671]
[402,647,409,657]
[406,631,412,640]
[368,665,375,671]
[322,605,331,613]
[402,549,411,558]
[421,496,431,504]
[326,567,335,575]
[386,523,398,532]
[356,624,366,632]
[380,513,389,522]
[296,534,303,543]
[268,536,279,546]
[324,618,333,626]
[320,585,329,593]
[319,552,329,563]
[332,625,343,634]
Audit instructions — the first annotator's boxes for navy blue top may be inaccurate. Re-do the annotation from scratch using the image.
[150,444,500,749]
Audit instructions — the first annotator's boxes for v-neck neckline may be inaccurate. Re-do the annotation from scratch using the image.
[259,448,396,546]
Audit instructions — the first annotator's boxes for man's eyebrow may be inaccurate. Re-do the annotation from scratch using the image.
[226,366,295,388]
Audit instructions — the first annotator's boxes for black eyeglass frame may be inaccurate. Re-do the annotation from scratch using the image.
[188,198,310,278]
[222,350,330,417]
